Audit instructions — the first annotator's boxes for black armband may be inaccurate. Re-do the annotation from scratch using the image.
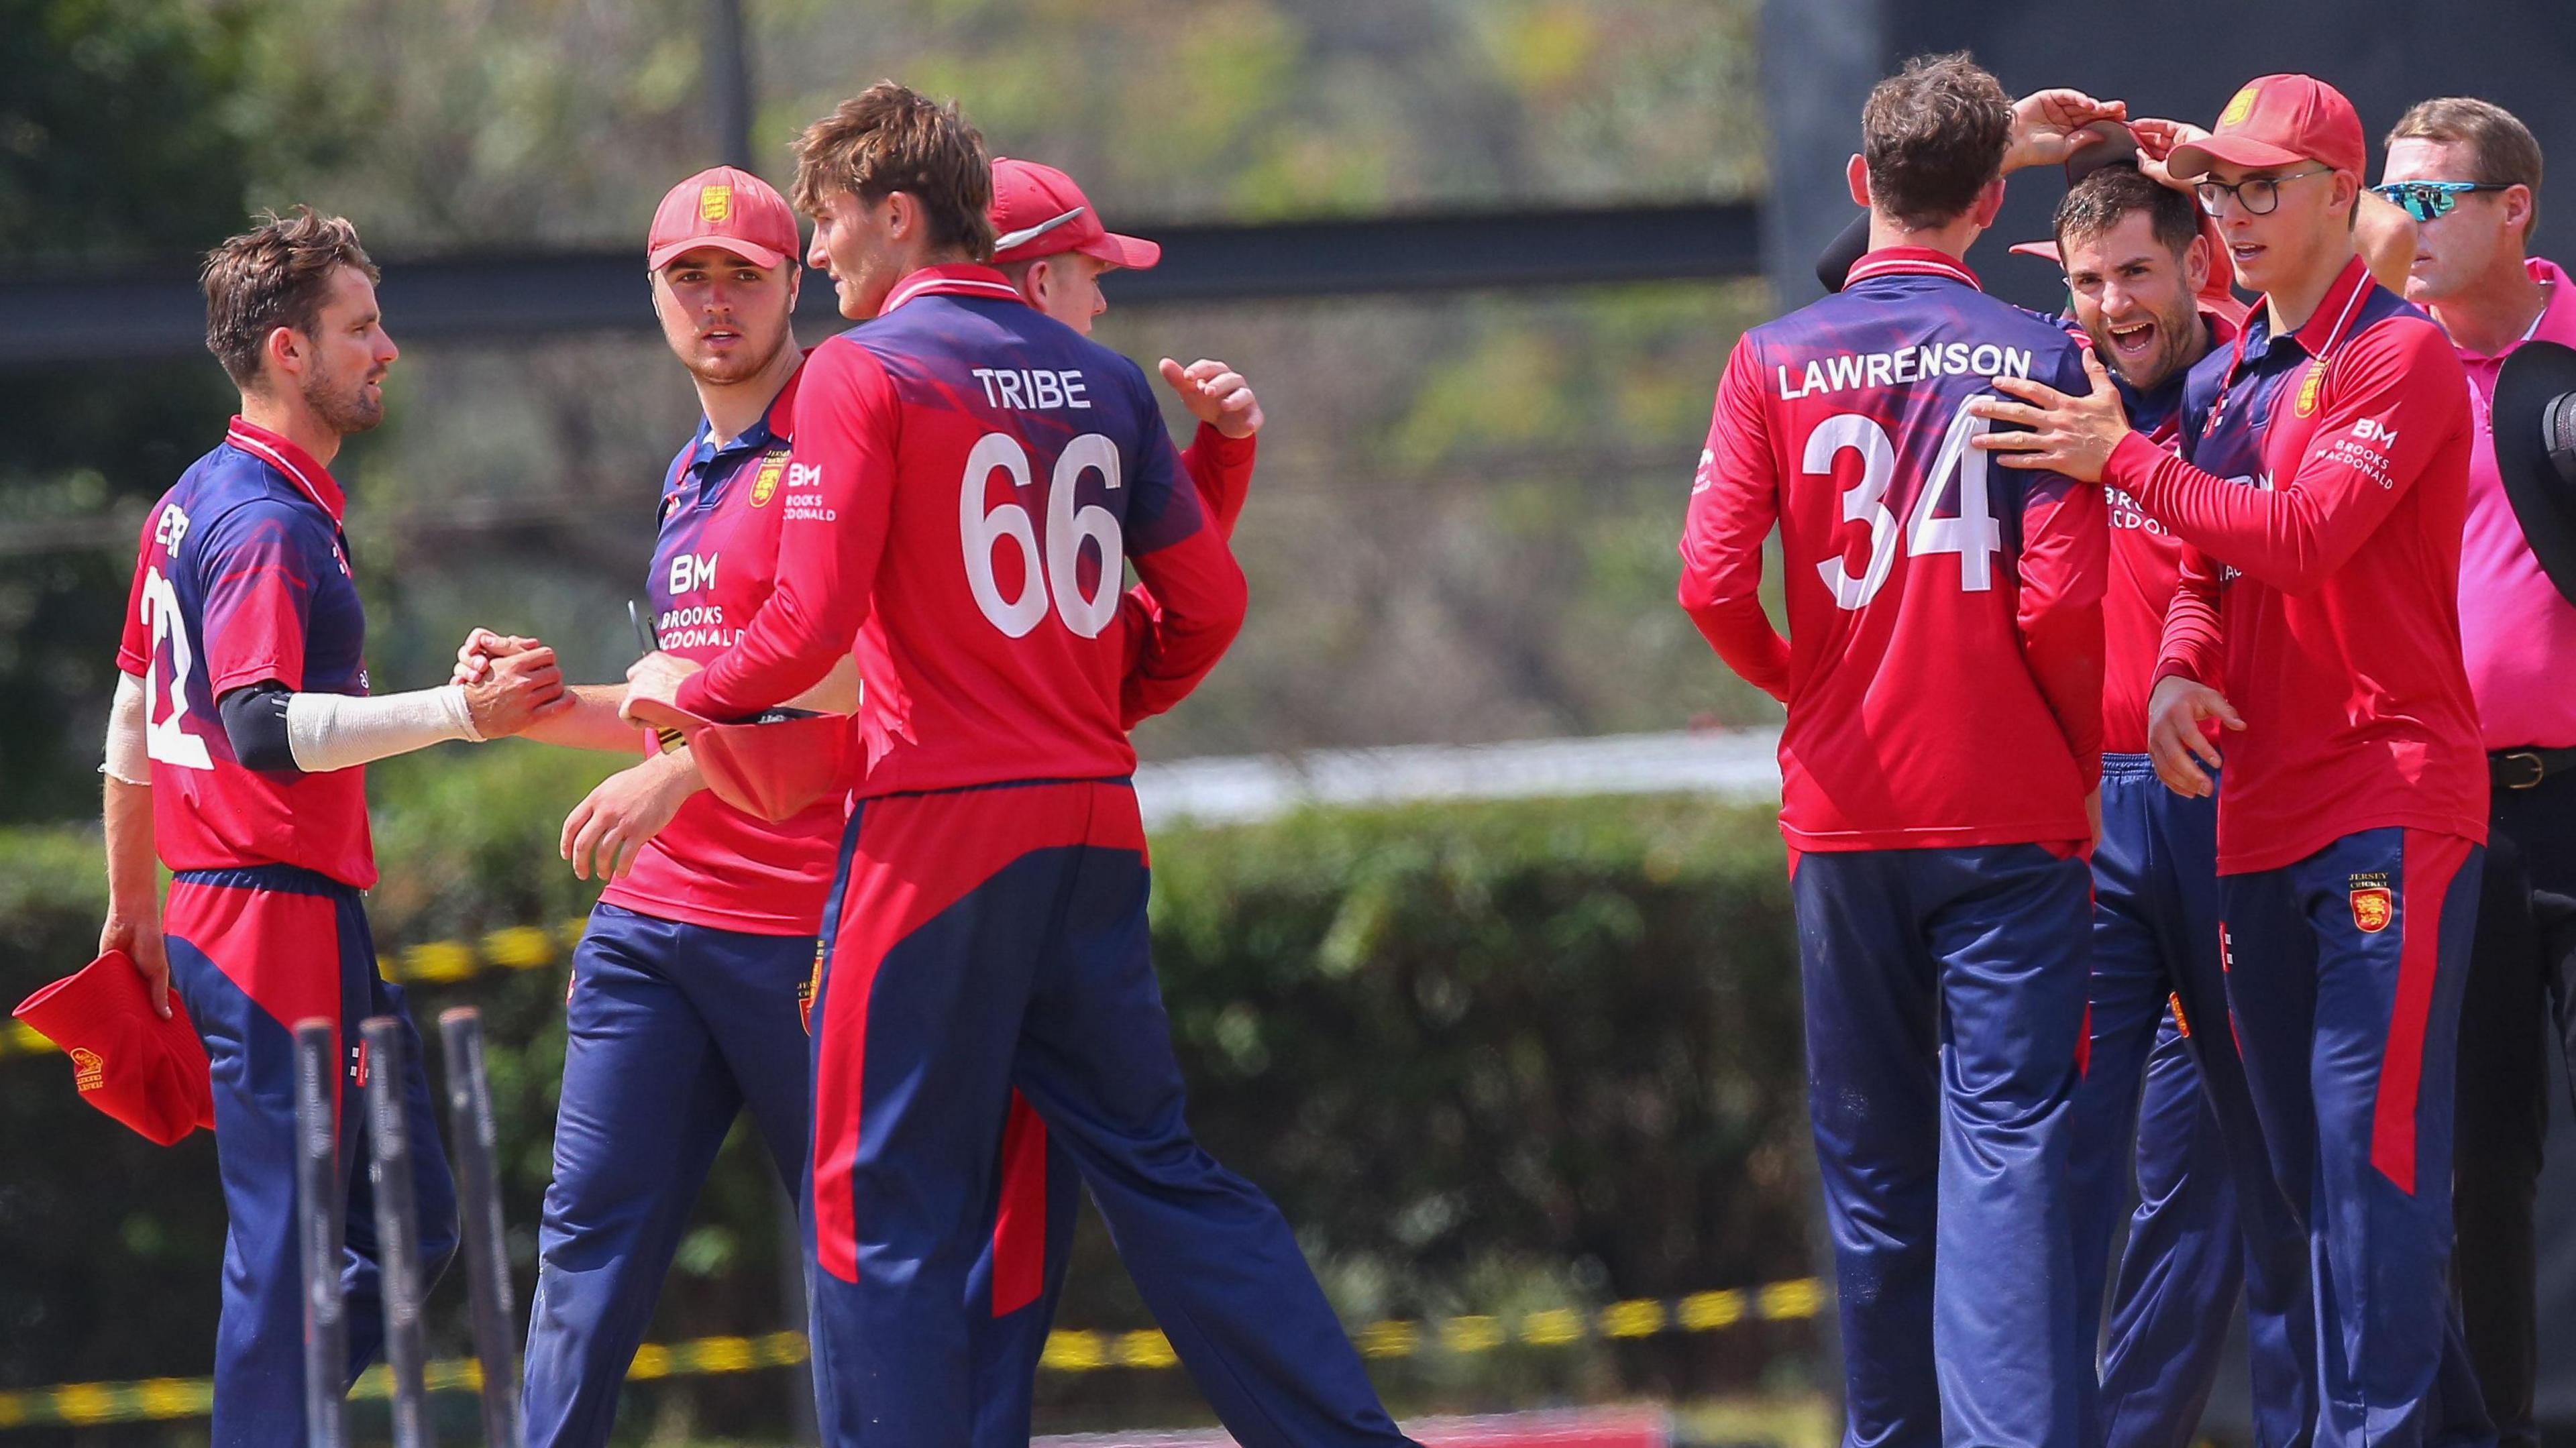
[218,681,302,775]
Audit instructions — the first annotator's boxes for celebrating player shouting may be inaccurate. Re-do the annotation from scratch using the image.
[1976,74,2491,1448]
[99,209,566,1447]
[623,84,1407,1447]
[1678,54,2104,1448]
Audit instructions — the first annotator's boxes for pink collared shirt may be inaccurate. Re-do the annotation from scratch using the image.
[2456,257,2576,750]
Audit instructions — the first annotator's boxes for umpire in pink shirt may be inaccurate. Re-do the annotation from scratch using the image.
[2379,96,2575,1448]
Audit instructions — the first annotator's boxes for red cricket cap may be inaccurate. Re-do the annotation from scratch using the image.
[2168,75,2367,182]
[13,951,214,1147]
[647,166,800,271]
[989,158,1161,270]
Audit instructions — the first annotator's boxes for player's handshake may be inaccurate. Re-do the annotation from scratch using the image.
[448,626,571,739]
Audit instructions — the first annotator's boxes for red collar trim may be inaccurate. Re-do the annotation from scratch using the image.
[1845,247,1982,290]
[879,264,1028,316]
[223,418,346,524]
[2288,254,2376,358]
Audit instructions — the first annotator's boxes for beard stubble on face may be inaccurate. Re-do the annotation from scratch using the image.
[2095,290,2205,394]
[303,362,384,436]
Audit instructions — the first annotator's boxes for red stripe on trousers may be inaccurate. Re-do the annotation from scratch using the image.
[2369,830,2473,1194]
[811,783,1142,1284]
[990,1093,1049,1315]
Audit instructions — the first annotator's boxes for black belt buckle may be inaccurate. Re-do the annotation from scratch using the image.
[2500,750,2548,790]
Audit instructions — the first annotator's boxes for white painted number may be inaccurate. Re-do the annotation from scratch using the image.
[959,431,1125,638]
[140,567,213,770]
[1808,398,2005,610]
[1808,413,1899,609]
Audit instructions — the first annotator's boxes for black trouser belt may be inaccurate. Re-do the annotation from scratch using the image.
[2490,746,2576,791]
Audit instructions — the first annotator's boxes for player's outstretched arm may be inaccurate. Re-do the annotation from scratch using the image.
[635,342,898,730]
[1984,326,2463,593]
[98,671,170,1019]
[217,644,569,775]
[2010,435,2110,785]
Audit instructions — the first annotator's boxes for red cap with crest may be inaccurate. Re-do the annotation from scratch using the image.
[648,166,802,270]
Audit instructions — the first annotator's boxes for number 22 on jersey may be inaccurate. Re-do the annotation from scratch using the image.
[1809,398,2002,610]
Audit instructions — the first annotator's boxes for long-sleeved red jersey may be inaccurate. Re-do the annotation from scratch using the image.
[2114,254,2486,875]
[1680,247,2106,852]
[675,264,1246,797]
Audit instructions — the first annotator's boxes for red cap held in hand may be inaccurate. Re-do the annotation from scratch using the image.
[2168,75,2367,181]
[988,158,1161,270]
[14,951,215,1147]
[648,166,801,270]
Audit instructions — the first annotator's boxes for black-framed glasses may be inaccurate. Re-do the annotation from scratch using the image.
[2370,179,2512,223]
[2194,166,2331,216]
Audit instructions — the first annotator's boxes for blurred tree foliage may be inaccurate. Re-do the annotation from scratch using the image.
[0,0,353,820]
[0,749,1813,1441]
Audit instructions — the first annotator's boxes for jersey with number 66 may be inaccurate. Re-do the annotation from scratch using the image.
[113,417,376,887]
[676,264,1245,797]
[1678,247,2106,852]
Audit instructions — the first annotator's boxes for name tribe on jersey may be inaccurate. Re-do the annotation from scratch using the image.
[675,265,1244,799]
[1680,247,2104,852]
[605,366,844,936]
[114,418,376,887]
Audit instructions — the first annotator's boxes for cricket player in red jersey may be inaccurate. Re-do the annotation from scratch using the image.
[451,166,869,1448]
[99,209,566,1447]
[1977,74,2493,1448]
[621,85,1409,1447]
[1678,54,2105,1448]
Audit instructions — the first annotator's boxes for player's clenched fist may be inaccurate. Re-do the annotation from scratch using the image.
[2145,673,2244,799]
[464,643,569,738]
[1159,357,1264,439]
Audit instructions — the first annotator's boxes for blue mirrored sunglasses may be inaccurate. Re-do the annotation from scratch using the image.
[2371,180,2511,223]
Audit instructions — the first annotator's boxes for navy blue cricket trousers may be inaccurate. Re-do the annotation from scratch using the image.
[2073,759,2310,1448]
[805,779,1410,1448]
[2220,828,2491,1448]
[164,864,458,1448]
[1789,842,2091,1448]
[521,901,1079,1447]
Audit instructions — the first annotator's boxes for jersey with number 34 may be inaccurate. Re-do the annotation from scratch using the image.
[114,419,376,887]
[678,265,1244,797]
[1679,248,2106,852]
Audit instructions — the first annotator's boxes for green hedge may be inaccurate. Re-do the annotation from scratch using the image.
[0,748,1815,1439]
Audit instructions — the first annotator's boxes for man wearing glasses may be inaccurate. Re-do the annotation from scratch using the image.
[2378,97,2571,1448]
[1970,73,2492,1448]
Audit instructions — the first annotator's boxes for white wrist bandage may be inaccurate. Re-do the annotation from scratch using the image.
[285,685,481,773]
[102,672,149,785]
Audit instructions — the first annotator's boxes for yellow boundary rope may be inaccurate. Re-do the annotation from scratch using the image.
[0,1280,1821,1429]
[3,917,595,1062]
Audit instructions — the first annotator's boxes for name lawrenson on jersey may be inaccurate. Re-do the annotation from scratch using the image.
[1774,342,2039,400]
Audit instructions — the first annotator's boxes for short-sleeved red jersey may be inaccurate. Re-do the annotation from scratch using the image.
[603,368,845,935]
[2112,255,2487,874]
[675,265,1245,795]
[1679,247,2107,852]
[114,419,376,886]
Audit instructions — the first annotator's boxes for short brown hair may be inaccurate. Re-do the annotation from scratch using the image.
[201,207,378,389]
[791,81,995,261]
[2054,166,2202,262]
[2387,97,2543,241]
[1862,53,2013,230]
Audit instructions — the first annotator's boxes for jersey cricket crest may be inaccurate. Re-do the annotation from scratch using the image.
[2349,873,2394,933]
